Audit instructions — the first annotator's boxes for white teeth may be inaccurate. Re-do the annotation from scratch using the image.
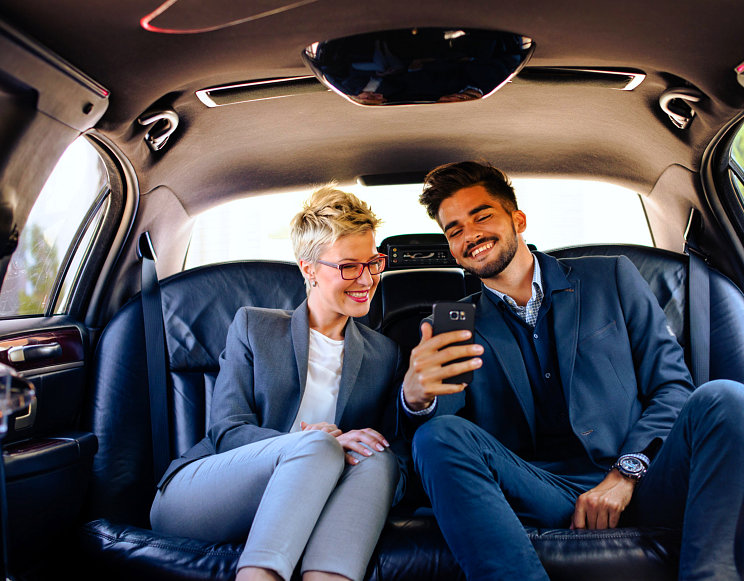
[471,242,494,257]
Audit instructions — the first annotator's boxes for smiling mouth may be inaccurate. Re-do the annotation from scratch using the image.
[346,290,369,302]
[469,241,495,259]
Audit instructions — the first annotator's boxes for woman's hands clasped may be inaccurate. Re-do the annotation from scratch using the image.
[300,421,390,465]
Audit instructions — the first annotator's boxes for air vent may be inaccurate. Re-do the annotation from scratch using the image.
[514,68,645,90]
[196,67,646,109]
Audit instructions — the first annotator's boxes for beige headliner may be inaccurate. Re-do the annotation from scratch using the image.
[2,0,743,217]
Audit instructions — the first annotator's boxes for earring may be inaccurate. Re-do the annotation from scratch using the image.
[311,279,318,287]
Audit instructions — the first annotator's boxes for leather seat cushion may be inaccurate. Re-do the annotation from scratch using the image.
[79,516,679,581]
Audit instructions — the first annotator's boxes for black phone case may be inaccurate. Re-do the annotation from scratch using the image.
[432,302,476,384]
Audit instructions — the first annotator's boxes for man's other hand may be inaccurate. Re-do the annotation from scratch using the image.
[571,469,637,530]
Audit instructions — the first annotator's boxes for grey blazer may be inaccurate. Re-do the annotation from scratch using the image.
[159,299,406,491]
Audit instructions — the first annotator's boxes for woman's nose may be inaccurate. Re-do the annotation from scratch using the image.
[357,264,374,285]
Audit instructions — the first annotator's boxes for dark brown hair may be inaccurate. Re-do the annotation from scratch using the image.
[419,161,518,220]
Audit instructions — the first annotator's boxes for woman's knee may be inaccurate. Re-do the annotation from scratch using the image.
[342,449,399,504]
[288,429,345,458]
[353,447,399,479]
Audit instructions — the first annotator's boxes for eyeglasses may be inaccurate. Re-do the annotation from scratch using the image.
[316,255,387,280]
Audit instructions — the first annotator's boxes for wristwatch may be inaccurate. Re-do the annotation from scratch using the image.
[611,453,649,480]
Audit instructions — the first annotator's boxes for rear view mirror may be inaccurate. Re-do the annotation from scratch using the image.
[302,28,534,106]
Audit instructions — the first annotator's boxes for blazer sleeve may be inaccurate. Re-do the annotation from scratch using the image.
[615,255,694,456]
[207,307,285,452]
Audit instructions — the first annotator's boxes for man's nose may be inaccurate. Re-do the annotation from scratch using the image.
[463,225,481,243]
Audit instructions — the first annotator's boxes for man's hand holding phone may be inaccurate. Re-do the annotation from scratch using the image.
[402,304,484,411]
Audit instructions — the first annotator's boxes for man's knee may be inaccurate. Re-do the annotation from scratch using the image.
[686,380,744,433]
[689,380,744,414]
[413,415,470,449]
[412,415,482,469]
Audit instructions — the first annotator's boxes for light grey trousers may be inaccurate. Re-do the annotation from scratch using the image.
[150,430,398,581]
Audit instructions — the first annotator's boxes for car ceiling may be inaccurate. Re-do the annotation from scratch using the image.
[1,0,744,219]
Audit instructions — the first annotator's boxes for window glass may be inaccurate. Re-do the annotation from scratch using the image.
[53,194,111,314]
[0,137,108,317]
[185,179,652,269]
[733,170,744,200]
[727,123,744,219]
[731,123,744,173]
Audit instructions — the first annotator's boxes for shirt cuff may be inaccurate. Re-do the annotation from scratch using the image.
[400,388,437,416]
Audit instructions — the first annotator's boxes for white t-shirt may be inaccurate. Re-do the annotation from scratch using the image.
[290,328,344,432]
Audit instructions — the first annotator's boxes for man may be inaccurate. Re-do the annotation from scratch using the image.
[400,160,744,580]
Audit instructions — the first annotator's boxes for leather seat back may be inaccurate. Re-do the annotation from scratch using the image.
[84,243,744,530]
[379,268,467,360]
[85,261,306,526]
[550,244,744,382]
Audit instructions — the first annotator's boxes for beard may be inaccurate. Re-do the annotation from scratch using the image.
[461,225,519,279]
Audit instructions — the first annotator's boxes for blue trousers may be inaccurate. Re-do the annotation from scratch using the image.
[412,380,744,581]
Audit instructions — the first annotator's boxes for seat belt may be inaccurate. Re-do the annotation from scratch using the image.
[684,209,710,386]
[137,231,171,484]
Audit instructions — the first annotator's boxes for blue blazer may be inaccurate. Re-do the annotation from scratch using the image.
[409,252,694,468]
[160,300,407,491]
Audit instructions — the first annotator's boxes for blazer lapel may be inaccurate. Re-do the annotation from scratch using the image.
[335,318,363,424]
[290,300,311,402]
[550,272,580,409]
[477,292,536,444]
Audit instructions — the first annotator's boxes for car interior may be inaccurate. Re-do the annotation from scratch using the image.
[1,1,744,579]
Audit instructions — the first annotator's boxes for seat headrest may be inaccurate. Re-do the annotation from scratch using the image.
[160,261,306,369]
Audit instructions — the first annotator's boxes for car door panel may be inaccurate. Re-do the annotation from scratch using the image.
[0,324,87,442]
[0,319,96,577]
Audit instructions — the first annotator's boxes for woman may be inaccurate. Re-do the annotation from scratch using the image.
[150,187,405,581]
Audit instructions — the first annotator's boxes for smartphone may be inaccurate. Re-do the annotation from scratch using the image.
[432,302,476,384]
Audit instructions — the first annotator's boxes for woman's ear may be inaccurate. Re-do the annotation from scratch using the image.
[299,259,315,284]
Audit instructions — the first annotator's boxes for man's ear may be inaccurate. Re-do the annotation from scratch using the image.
[513,210,527,234]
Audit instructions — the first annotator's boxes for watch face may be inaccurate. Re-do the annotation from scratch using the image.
[619,457,644,474]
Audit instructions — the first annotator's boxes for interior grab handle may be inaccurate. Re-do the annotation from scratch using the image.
[8,343,63,363]
[138,110,179,151]
[659,88,703,130]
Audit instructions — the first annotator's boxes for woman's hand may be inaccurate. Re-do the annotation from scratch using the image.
[336,428,390,465]
[300,421,342,437]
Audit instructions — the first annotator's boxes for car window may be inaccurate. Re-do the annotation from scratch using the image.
[731,124,744,171]
[730,123,744,199]
[184,180,652,269]
[0,137,109,317]
[733,174,744,199]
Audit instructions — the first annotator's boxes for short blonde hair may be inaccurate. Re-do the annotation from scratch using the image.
[290,186,382,276]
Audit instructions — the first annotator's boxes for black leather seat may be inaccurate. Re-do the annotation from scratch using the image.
[76,244,744,580]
